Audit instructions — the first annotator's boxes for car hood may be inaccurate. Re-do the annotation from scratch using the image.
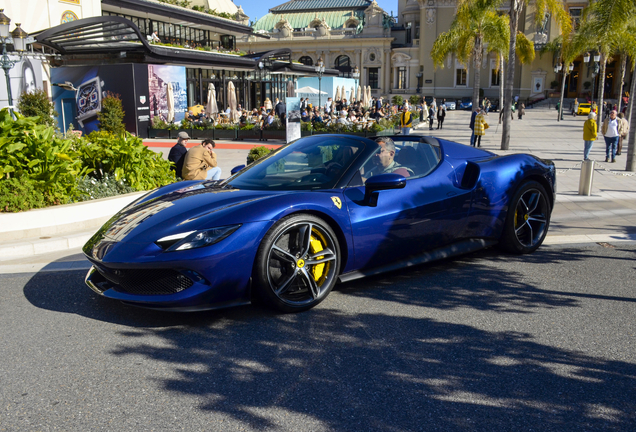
[86,183,291,247]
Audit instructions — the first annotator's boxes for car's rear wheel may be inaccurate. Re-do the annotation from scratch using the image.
[501,181,551,254]
[254,214,340,312]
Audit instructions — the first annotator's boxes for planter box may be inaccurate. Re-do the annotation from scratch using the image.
[301,130,313,137]
[148,128,170,138]
[191,129,215,139]
[236,129,261,140]
[170,128,192,139]
[213,129,237,140]
[261,129,286,141]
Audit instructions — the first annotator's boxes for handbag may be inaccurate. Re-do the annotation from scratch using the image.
[484,123,489,130]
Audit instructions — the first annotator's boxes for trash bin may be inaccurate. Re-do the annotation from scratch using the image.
[578,159,595,195]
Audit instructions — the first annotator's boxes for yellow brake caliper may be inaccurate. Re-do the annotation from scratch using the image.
[309,236,325,282]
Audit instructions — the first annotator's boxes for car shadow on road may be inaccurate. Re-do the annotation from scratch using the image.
[20,244,636,430]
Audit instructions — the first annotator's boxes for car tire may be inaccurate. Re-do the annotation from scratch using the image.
[254,214,341,312]
[500,181,551,254]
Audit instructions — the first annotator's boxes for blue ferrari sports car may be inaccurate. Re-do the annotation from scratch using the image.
[83,134,556,312]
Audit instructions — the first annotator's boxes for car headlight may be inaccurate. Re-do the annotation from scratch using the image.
[156,225,241,252]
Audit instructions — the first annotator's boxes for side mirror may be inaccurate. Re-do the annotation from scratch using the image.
[364,173,406,206]
[230,165,246,175]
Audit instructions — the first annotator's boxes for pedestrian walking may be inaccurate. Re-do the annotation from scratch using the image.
[601,110,625,163]
[470,108,479,146]
[573,98,579,116]
[428,104,435,130]
[617,112,629,156]
[473,109,487,147]
[518,103,525,120]
[400,106,413,135]
[437,105,446,129]
[583,112,597,160]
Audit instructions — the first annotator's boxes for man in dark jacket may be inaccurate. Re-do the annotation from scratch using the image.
[275,100,286,123]
[469,109,479,147]
[168,131,189,178]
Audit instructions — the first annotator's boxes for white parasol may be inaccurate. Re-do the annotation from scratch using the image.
[166,82,175,123]
[227,81,238,123]
[205,83,218,117]
[335,85,341,101]
[350,86,355,102]
[356,85,362,103]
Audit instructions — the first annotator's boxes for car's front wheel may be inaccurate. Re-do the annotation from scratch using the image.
[501,181,551,254]
[254,214,340,312]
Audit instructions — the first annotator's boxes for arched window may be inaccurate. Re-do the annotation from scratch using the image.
[335,55,351,76]
[299,56,313,66]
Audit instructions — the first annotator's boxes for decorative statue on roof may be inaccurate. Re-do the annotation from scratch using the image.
[235,6,249,26]
[275,16,293,38]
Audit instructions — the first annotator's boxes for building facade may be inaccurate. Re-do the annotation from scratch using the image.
[241,0,629,104]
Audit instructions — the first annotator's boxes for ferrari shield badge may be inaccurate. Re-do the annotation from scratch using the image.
[331,196,342,209]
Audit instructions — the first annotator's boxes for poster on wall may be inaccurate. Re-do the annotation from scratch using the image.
[147,65,187,125]
[0,57,44,108]
[51,65,136,134]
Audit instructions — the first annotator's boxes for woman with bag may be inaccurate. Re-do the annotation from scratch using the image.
[473,109,488,147]
[518,103,526,120]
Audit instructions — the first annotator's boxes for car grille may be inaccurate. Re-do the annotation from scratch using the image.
[96,267,193,296]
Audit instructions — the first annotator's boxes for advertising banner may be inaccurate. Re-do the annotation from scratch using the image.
[286,96,301,143]
[51,65,136,134]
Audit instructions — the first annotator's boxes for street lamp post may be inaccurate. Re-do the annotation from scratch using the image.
[352,66,360,100]
[0,10,28,114]
[315,57,325,112]
[586,52,601,109]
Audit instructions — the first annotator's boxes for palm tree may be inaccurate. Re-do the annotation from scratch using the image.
[431,0,509,112]
[501,0,571,150]
[577,0,635,135]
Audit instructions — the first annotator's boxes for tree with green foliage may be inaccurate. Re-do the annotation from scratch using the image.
[391,95,404,106]
[431,0,511,114]
[501,0,571,149]
[17,89,58,129]
[98,92,126,135]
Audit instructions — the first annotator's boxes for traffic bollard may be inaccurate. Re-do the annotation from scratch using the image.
[578,159,595,196]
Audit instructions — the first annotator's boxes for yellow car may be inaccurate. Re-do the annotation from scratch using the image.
[577,103,592,115]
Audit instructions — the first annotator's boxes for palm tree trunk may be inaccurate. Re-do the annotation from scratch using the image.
[626,67,636,171]
[473,36,483,113]
[501,0,523,150]
[617,55,627,113]
[499,54,505,124]
[558,68,567,121]
[597,53,607,131]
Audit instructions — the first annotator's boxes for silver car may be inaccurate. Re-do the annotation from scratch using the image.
[444,100,456,110]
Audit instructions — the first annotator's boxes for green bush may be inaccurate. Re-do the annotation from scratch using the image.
[409,95,420,106]
[17,89,59,129]
[98,92,126,135]
[75,131,175,191]
[0,176,46,212]
[75,173,136,201]
[391,95,404,106]
[0,109,84,204]
[151,116,169,129]
[247,146,272,164]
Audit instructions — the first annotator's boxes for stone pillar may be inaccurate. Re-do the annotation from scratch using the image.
[385,48,392,93]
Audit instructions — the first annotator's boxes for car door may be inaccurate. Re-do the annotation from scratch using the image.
[342,137,473,271]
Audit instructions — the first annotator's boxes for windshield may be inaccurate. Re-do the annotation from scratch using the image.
[226,135,367,190]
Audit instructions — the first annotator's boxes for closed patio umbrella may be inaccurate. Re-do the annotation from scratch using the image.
[350,86,355,102]
[166,82,175,123]
[227,80,238,123]
[356,85,362,103]
[205,83,218,117]
[335,86,341,102]
[287,80,295,98]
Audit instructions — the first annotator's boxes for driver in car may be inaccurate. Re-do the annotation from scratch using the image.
[364,137,413,179]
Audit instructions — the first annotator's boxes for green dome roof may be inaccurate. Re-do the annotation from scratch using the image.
[252,10,365,32]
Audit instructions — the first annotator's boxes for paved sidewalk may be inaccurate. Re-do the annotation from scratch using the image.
[1,106,634,273]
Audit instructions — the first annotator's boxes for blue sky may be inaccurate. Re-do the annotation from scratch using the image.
[235,0,399,24]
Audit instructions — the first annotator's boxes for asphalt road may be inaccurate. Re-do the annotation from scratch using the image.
[1,242,635,431]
